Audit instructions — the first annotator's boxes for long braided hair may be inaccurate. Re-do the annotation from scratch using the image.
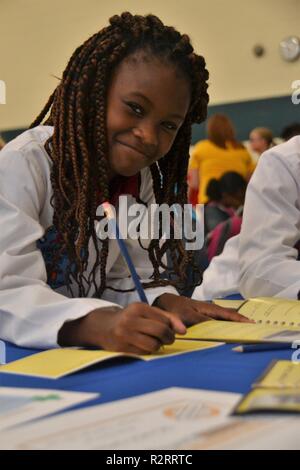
[30,12,209,297]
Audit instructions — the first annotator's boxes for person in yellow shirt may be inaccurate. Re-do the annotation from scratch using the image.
[188,114,254,204]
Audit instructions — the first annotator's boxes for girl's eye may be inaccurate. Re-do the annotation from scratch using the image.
[162,121,178,131]
[127,102,144,116]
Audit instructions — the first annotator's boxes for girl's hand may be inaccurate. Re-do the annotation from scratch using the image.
[58,303,186,354]
[154,293,251,326]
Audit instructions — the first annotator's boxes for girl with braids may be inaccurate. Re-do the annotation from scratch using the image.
[0,12,248,352]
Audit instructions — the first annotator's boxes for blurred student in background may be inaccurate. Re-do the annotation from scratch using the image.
[205,172,247,233]
[193,135,300,301]
[281,122,300,141]
[188,114,253,204]
[249,127,274,156]
[204,172,247,261]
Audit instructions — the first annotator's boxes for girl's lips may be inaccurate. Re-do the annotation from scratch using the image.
[116,140,150,159]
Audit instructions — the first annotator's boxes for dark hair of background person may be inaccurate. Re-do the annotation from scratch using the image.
[281,122,300,141]
[206,171,247,202]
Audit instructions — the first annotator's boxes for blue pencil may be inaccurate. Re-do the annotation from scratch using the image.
[103,202,148,304]
[232,343,291,353]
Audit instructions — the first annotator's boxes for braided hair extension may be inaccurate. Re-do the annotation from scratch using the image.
[30,12,209,297]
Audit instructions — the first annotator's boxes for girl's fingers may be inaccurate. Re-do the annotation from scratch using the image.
[199,303,253,323]
[160,312,187,335]
[124,333,164,354]
[130,317,175,345]
[139,304,187,335]
[217,309,253,323]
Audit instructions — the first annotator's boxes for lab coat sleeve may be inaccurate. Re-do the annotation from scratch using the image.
[192,235,240,301]
[239,149,300,299]
[0,149,120,349]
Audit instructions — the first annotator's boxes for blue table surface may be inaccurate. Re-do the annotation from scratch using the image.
[0,294,293,414]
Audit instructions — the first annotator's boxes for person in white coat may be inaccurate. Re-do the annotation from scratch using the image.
[239,135,300,299]
[0,13,246,352]
[193,135,300,301]
[192,235,240,300]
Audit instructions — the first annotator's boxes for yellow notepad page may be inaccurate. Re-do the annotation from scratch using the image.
[177,320,300,344]
[234,388,300,414]
[254,360,300,389]
[0,340,222,379]
[141,340,222,360]
[239,297,300,326]
[213,299,246,310]
[214,297,300,327]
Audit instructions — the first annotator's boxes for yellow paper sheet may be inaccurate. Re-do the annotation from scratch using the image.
[254,360,300,389]
[213,299,245,310]
[239,297,300,327]
[177,320,300,344]
[234,388,300,414]
[0,340,222,379]
[141,340,222,360]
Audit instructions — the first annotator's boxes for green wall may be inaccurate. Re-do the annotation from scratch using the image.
[192,95,300,144]
[2,95,299,145]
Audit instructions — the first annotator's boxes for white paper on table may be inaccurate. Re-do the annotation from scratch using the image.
[0,387,240,450]
[0,387,98,431]
[184,415,300,450]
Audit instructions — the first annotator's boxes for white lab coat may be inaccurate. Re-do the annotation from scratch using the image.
[192,235,240,300]
[0,126,178,348]
[193,136,300,301]
[239,135,300,299]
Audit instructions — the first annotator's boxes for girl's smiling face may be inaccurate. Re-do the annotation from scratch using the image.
[106,52,191,178]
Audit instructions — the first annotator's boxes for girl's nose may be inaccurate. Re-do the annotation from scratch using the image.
[132,122,159,152]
